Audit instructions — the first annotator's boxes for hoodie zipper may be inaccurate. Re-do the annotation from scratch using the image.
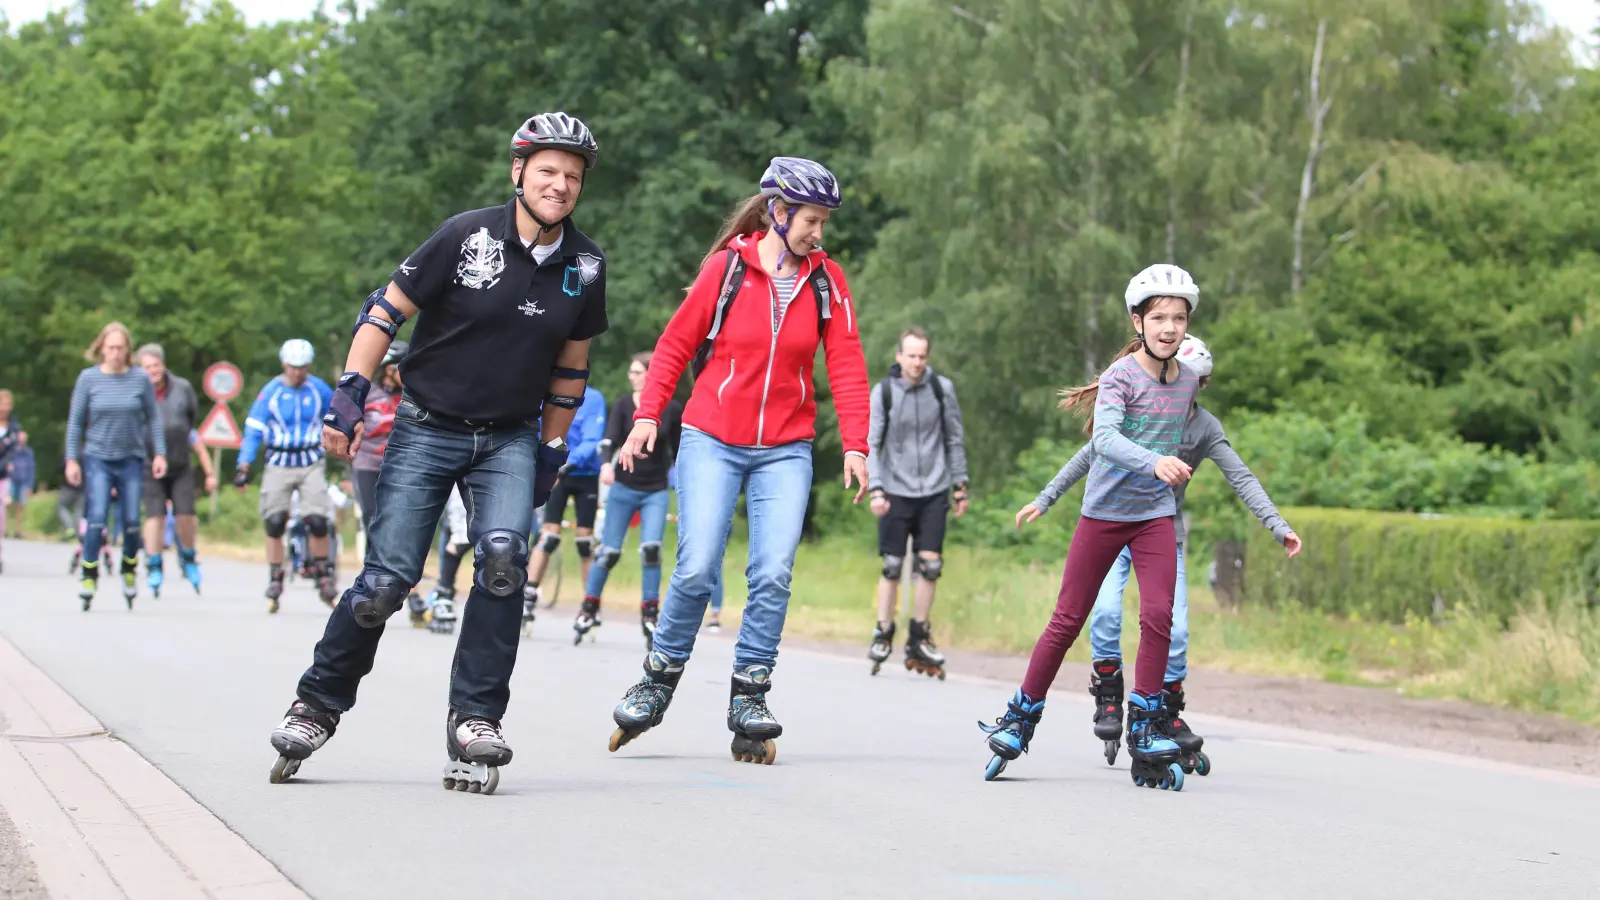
[718,359,736,405]
[797,368,807,413]
[756,257,810,447]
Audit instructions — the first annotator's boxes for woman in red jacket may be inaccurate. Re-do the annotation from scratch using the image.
[607,157,871,764]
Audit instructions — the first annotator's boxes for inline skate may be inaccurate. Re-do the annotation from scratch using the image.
[426,586,457,634]
[269,699,340,784]
[1127,691,1186,792]
[903,619,946,680]
[442,710,510,795]
[609,651,683,752]
[572,596,601,645]
[977,689,1045,781]
[1164,682,1209,776]
[868,620,894,676]
[728,665,782,765]
[1089,658,1124,766]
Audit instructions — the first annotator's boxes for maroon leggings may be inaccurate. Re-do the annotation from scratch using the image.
[1020,515,1177,698]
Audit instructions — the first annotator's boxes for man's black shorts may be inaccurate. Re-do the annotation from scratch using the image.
[878,492,949,556]
[144,466,197,518]
[542,474,600,529]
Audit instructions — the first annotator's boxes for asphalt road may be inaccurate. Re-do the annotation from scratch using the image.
[0,539,1593,899]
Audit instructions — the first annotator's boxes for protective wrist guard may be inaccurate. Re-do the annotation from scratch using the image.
[534,442,570,510]
[232,467,250,489]
[323,372,372,439]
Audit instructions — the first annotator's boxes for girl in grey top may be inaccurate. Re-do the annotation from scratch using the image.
[1015,335,1301,773]
[64,322,167,609]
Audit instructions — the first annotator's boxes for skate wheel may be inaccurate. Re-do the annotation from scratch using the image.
[269,756,300,785]
[571,630,582,646]
[1104,739,1120,767]
[608,727,632,753]
[443,777,456,791]
[984,755,1007,781]
[1164,762,1186,792]
[466,780,482,793]
[937,669,946,681]
[1193,752,1211,777]
[483,767,499,795]
[453,778,469,792]
[870,661,881,676]
[1132,774,1145,787]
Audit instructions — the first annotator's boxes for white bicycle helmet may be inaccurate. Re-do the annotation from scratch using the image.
[1177,334,1213,377]
[1125,264,1200,314]
[279,339,315,367]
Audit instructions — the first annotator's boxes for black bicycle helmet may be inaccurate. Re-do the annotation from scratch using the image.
[509,112,598,170]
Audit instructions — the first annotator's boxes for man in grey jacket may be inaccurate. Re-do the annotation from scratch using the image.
[866,327,969,679]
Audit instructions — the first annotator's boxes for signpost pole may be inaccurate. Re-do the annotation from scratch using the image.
[210,445,222,521]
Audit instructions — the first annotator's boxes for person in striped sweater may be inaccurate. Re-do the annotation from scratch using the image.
[65,322,167,609]
[979,264,1203,791]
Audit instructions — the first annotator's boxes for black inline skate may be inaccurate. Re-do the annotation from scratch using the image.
[1089,658,1125,766]
[312,559,338,607]
[868,620,894,675]
[442,710,510,795]
[572,596,601,645]
[269,699,340,784]
[265,563,285,614]
[640,598,659,648]
[1163,682,1209,776]
[903,619,946,680]
[609,651,683,752]
[728,665,782,765]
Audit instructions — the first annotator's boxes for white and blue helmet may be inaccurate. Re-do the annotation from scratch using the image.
[279,339,315,367]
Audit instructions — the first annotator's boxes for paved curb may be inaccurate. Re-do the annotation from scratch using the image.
[0,634,309,899]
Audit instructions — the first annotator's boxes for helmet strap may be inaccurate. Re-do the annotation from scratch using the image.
[768,198,801,271]
[1135,320,1180,385]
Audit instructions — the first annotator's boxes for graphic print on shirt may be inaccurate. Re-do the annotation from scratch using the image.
[575,253,603,285]
[518,297,545,316]
[456,228,505,290]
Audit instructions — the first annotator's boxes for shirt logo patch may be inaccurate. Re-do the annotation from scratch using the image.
[575,253,603,285]
[518,299,545,316]
[456,227,505,290]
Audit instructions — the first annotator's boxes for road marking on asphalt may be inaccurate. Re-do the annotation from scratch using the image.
[0,634,309,899]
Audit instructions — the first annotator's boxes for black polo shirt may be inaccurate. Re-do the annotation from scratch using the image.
[390,199,608,422]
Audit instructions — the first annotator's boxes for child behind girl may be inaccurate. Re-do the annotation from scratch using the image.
[979,264,1202,790]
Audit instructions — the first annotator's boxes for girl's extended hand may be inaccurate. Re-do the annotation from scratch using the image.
[616,421,658,473]
[1283,531,1303,558]
[1015,503,1042,529]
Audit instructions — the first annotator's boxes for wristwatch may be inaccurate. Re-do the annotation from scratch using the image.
[544,437,567,451]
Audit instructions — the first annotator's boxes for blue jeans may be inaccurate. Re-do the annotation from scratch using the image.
[81,456,143,571]
[1087,543,1190,683]
[650,429,812,670]
[584,482,671,603]
[297,403,538,719]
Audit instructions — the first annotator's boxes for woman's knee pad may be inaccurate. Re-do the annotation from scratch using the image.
[640,542,662,567]
[303,514,331,537]
[596,545,623,570]
[474,530,530,597]
[913,555,943,581]
[537,531,561,555]
[574,535,594,559]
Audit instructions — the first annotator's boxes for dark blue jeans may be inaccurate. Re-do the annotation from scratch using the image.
[296,400,538,719]
[82,456,143,571]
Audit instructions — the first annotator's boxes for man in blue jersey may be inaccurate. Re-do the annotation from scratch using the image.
[236,339,336,611]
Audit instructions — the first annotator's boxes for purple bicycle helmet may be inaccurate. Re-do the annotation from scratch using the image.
[759,157,842,209]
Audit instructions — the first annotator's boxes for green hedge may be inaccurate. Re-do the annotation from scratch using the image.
[1239,507,1600,623]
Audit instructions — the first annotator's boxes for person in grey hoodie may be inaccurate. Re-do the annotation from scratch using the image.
[1015,334,1301,773]
[866,327,969,678]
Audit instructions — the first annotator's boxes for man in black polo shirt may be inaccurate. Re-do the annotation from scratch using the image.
[267,112,606,796]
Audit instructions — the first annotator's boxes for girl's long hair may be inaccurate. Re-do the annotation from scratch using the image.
[85,321,133,364]
[1058,337,1142,436]
[700,194,793,271]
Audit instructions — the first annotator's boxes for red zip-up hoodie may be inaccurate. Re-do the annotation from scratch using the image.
[636,232,870,455]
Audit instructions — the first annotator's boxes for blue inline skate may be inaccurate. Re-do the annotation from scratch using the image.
[145,552,164,598]
[1127,691,1186,791]
[977,689,1045,781]
[179,546,201,594]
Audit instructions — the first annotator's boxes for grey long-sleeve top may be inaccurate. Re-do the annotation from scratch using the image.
[65,366,166,462]
[1034,405,1291,546]
[866,367,969,498]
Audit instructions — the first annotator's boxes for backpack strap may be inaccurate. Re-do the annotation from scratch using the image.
[808,264,833,337]
[874,377,893,453]
[690,249,747,378]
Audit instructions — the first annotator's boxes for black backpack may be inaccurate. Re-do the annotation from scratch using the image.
[690,249,834,378]
[874,363,945,453]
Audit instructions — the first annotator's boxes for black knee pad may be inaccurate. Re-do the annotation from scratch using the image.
[574,535,594,559]
[913,555,944,581]
[537,531,561,555]
[304,514,331,538]
[263,511,289,538]
[474,530,530,598]
[348,568,408,629]
[596,545,623,570]
[640,541,662,567]
[880,554,904,581]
